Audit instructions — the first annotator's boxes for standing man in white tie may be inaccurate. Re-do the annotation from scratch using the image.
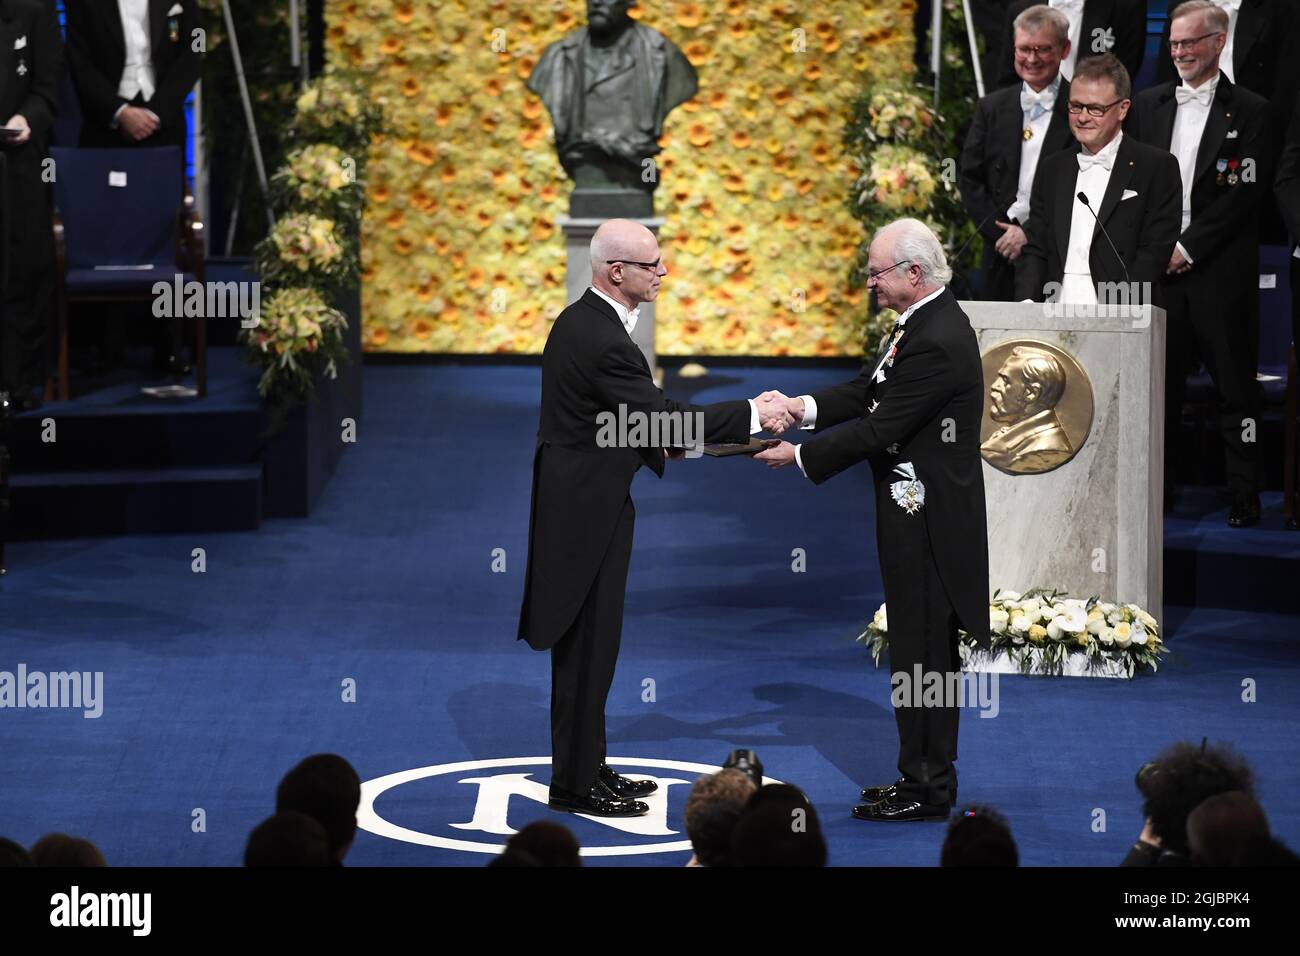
[1157,1,1289,99]
[1015,54,1182,306]
[64,0,203,152]
[753,220,990,823]
[1129,0,1275,527]
[961,4,1077,301]
[518,219,793,818]
[996,0,1146,88]
[1157,0,1294,245]
[0,0,61,413]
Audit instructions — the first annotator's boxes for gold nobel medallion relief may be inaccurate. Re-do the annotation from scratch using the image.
[980,340,1094,475]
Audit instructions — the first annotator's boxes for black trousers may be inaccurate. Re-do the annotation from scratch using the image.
[1162,269,1261,497]
[879,507,962,807]
[1,263,53,394]
[549,495,635,794]
[1291,257,1300,362]
[978,243,1018,302]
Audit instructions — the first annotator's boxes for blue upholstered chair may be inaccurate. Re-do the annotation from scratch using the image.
[48,146,206,399]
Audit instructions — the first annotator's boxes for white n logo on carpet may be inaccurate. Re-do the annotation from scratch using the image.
[358,756,778,856]
[450,772,689,836]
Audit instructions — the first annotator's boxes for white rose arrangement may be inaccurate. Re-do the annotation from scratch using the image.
[860,587,1165,677]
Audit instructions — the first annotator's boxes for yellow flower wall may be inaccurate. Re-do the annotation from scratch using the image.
[324,0,916,355]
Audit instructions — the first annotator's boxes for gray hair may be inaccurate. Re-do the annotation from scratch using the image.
[1013,4,1071,47]
[1072,52,1132,100]
[1171,0,1229,35]
[887,218,953,285]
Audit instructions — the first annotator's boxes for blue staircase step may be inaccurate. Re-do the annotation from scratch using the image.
[8,465,263,538]
[1163,491,1300,614]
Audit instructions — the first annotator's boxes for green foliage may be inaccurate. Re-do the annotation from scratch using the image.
[843,0,984,356]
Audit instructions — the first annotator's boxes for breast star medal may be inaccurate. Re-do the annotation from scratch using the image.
[889,463,926,515]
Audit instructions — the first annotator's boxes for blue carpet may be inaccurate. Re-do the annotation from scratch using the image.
[1,363,1297,866]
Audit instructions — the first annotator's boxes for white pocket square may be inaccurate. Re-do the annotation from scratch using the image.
[167,3,183,15]
[1226,129,1239,139]
[13,35,26,50]
[1121,188,1138,201]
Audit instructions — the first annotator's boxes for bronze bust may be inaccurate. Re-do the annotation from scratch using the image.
[526,0,698,217]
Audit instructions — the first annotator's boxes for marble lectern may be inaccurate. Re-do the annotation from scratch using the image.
[962,301,1166,621]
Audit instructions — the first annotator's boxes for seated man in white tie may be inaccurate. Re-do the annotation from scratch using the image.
[1015,53,1182,307]
[1129,0,1274,527]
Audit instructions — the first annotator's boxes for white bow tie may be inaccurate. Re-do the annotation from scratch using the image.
[1051,0,1084,11]
[1077,151,1114,172]
[1211,0,1242,12]
[1021,88,1056,118]
[1175,83,1215,107]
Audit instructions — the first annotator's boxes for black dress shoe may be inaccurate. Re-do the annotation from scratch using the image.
[548,781,648,817]
[861,779,957,808]
[598,763,658,799]
[852,797,950,822]
[860,779,903,803]
[1227,494,1260,528]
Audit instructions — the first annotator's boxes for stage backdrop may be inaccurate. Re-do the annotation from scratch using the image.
[324,1,916,355]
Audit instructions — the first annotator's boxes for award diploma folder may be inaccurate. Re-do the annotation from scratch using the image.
[702,439,779,457]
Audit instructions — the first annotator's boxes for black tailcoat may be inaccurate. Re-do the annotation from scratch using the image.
[517,289,750,652]
[0,0,60,281]
[1129,73,1274,310]
[960,77,1074,300]
[798,289,990,652]
[64,0,202,147]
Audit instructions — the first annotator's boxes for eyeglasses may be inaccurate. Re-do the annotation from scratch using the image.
[605,258,661,272]
[1067,98,1125,116]
[1169,31,1222,52]
[1014,44,1059,59]
[866,259,912,282]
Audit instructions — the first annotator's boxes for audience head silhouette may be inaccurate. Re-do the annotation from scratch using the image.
[276,753,361,865]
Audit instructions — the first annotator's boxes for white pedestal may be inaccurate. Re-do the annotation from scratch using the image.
[962,302,1165,620]
[962,647,1131,678]
[559,216,663,375]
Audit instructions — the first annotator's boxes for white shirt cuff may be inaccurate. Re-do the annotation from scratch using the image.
[794,443,809,479]
[747,399,760,435]
[112,103,128,128]
[798,394,817,430]
[1176,241,1193,265]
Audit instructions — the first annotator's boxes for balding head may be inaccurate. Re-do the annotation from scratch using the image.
[589,218,667,309]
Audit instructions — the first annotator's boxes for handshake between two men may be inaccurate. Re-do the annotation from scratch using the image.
[750,390,805,470]
[661,389,805,464]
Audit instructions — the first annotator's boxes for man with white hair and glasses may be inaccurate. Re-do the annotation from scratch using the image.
[755,219,990,823]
